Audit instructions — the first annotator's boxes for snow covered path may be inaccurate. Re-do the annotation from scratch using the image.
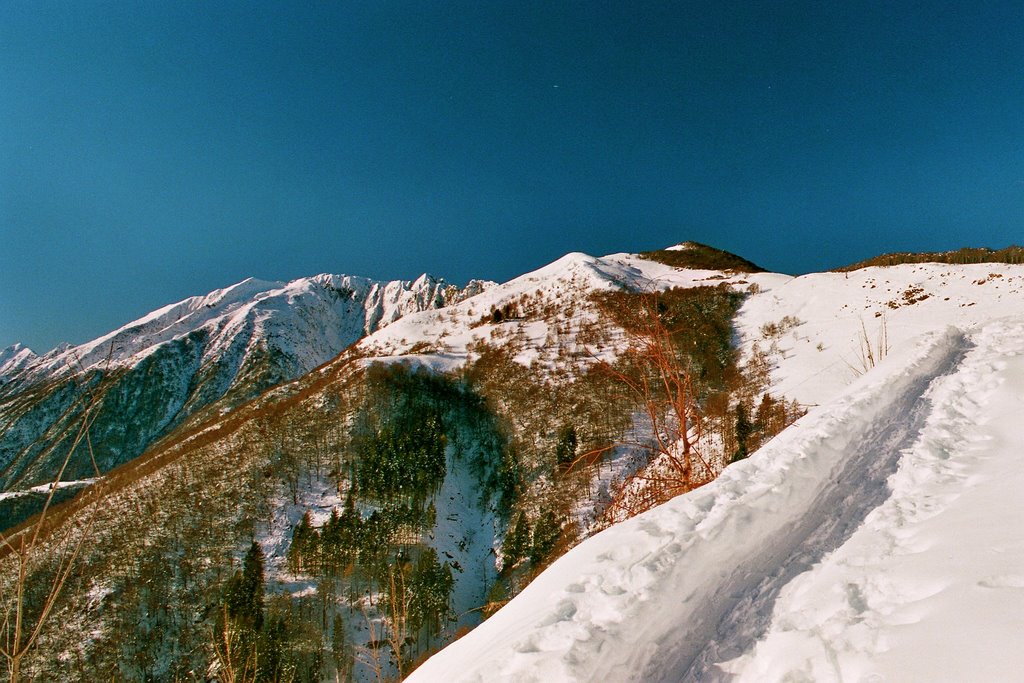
[676,332,968,682]
[722,319,1024,682]
[409,320,1024,682]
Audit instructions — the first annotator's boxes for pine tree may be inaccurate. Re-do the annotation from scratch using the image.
[226,541,265,631]
[258,614,287,681]
[322,508,342,573]
[332,613,353,680]
[732,400,753,463]
[288,511,318,574]
[529,511,562,566]
[503,512,531,570]
[408,548,453,644]
[754,393,775,436]
[555,424,578,467]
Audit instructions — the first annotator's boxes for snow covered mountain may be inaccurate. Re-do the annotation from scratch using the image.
[0,343,36,384]
[0,272,488,501]
[410,260,1024,682]
[9,243,1024,682]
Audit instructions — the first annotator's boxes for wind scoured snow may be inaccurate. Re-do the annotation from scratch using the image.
[409,317,1024,682]
[0,477,98,502]
[734,263,1024,407]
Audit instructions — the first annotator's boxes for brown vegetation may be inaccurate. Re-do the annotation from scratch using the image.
[835,246,1024,272]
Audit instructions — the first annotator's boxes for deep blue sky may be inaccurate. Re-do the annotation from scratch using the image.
[3,2,1023,353]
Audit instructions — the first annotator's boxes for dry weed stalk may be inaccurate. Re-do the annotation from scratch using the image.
[846,316,889,376]
[0,354,110,682]
[356,600,386,682]
[576,289,716,521]
[210,603,259,683]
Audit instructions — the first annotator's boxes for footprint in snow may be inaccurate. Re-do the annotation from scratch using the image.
[978,574,1024,589]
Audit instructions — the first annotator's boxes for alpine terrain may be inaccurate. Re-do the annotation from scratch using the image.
[0,272,488,528]
[4,243,1024,682]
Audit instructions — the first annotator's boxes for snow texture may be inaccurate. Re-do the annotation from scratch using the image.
[0,272,488,491]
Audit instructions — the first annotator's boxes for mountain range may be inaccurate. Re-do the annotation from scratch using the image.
[0,273,488,525]
[4,242,1024,682]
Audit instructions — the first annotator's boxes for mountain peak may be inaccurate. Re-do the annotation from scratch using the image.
[641,241,765,272]
[0,343,36,381]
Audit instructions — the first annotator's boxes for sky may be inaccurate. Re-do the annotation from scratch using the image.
[2,1,1023,353]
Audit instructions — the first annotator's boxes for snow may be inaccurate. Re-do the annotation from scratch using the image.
[410,261,1024,682]
[0,477,99,502]
[11,271,487,384]
[0,342,36,382]
[734,263,1024,407]
[354,249,768,371]
[428,445,499,634]
[721,319,1024,682]
[15,243,1024,680]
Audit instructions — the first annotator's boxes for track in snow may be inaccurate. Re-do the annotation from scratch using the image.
[655,336,971,682]
[407,330,973,683]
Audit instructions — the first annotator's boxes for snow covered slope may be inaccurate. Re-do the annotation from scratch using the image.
[410,262,1024,682]
[734,262,1024,406]
[354,250,772,370]
[0,272,487,496]
[8,273,488,383]
[0,343,36,384]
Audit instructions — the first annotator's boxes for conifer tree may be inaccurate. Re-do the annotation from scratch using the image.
[754,393,775,436]
[408,548,453,644]
[529,511,562,565]
[732,400,753,463]
[555,424,578,467]
[331,613,353,679]
[503,512,531,569]
[288,511,318,574]
[225,541,266,632]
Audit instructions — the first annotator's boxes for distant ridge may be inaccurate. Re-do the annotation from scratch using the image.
[835,246,1024,272]
[639,241,765,273]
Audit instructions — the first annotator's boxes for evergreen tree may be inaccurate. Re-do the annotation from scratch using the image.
[288,511,319,574]
[732,400,753,463]
[258,614,288,681]
[529,511,562,565]
[226,541,265,631]
[332,613,353,680]
[408,548,454,644]
[754,393,775,436]
[322,508,342,573]
[555,424,578,467]
[503,512,531,569]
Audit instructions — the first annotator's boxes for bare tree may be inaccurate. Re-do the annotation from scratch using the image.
[383,566,412,680]
[0,363,107,682]
[576,289,717,521]
[210,603,259,683]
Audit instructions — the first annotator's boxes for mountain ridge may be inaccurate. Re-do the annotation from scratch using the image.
[9,242,1024,682]
[0,271,490,520]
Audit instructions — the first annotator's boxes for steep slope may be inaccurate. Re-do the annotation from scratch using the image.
[17,246,1024,682]
[0,243,773,681]
[411,261,1024,681]
[355,248,773,367]
[733,262,1024,406]
[0,344,36,384]
[0,273,487,505]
